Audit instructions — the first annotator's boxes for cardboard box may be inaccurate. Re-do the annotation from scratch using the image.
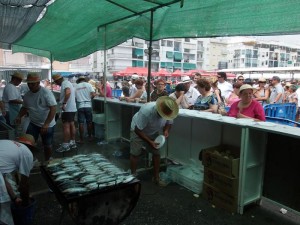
[202,145,240,177]
[204,167,239,196]
[202,182,238,213]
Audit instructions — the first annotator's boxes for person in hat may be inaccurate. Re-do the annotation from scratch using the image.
[52,74,77,152]
[75,76,96,143]
[129,74,139,97]
[130,96,179,186]
[269,76,284,104]
[181,75,200,105]
[236,74,245,85]
[228,84,266,121]
[0,134,36,225]
[2,71,24,126]
[254,77,270,106]
[217,72,233,99]
[15,73,57,161]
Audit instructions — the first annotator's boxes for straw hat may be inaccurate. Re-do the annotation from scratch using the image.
[16,134,38,151]
[11,72,24,80]
[131,74,139,79]
[181,76,191,83]
[238,84,256,94]
[26,73,41,83]
[76,76,86,83]
[52,74,63,81]
[156,96,179,120]
[258,77,266,82]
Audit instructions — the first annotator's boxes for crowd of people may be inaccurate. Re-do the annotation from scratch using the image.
[117,72,300,122]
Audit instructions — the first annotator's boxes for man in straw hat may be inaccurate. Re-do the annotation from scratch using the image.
[15,73,57,161]
[2,71,24,126]
[75,76,96,143]
[0,134,37,225]
[130,96,179,186]
[52,74,77,152]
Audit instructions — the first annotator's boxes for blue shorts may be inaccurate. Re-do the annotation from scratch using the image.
[61,112,76,123]
[77,107,93,124]
[26,122,55,147]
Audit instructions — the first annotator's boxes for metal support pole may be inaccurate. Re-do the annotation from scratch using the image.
[146,10,154,103]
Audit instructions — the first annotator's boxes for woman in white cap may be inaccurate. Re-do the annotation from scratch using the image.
[254,77,270,106]
[228,84,266,121]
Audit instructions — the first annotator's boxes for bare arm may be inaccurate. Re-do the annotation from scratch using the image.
[134,126,158,149]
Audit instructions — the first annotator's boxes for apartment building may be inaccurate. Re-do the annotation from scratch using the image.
[227,39,300,69]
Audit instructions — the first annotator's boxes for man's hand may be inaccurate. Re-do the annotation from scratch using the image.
[41,123,49,134]
[150,140,159,149]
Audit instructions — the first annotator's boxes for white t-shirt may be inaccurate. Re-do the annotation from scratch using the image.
[218,81,233,99]
[75,82,95,108]
[0,140,33,177]
[269,83,284,103]
[60,80,77,112]
[2,83,22,111]
[184,87,200,105]
[23,87,57,127]
[296,87,300,107]
[131,102,172,136]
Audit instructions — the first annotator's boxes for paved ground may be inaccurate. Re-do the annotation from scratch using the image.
[26,121,300,225]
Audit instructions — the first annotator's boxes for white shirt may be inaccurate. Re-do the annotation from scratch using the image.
[2,83,22,111]
[184,87,200,105]
[60,80,77,112]
[23,87,57,127]
[269,83,284,103]
[131,102,172,136]
[0,140,33,177]
[75,82,95,108]
[217,81,233,99]
[169,92,190,109]
[296,87,300,107]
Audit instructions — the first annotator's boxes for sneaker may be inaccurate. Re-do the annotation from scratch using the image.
[55,145,70,153]
[152,177,168,187]
[69,142,77,149]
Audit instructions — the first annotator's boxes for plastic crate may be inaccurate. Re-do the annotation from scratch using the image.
[112,89,122,98]
[266,116,300,127]
[264,103,297,121]
[167,165,204,194]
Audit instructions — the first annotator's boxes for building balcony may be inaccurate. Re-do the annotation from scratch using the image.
[107,53,132,59]
[197,46,204,51]
[146,56,160,61]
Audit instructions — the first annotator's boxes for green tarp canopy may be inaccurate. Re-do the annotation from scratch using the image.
[9,0,300,62]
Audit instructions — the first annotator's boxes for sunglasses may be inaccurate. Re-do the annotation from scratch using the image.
[238,79,244,81]
[217,76,222,78]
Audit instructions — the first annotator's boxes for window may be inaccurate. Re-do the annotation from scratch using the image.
[167,41,173,47]
[184,38,190,42]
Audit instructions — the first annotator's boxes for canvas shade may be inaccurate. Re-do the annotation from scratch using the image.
[115,67,149,76]
[10,0,300,62]
[172,69,183,77]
